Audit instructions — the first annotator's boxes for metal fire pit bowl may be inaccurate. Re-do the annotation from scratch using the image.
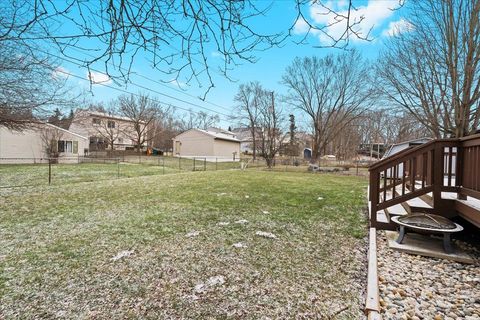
[391,213,463,254]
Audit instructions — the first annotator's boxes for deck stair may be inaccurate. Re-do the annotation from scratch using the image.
[368,136,480,230]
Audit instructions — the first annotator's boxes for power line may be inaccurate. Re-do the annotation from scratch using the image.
[29,46,234,120]
[65,46,233,113]
[52,66,232,122]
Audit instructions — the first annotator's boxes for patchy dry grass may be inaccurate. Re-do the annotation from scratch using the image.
[0,162,182,187]
[0,170,368,319]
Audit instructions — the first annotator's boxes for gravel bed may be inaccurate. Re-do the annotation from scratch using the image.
[377,232,480,320]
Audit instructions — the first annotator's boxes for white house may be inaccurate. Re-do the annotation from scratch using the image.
[0,122,88,163]
[383,138,433,178]
[172,128,241,161]
[69,110,147,151]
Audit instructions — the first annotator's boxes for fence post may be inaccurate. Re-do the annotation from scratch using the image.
[163,157,165,174]
[117,158,120,178]
[193,157,196,171]
[204,158,206,171]
[179,156,181,170]
[216,158,218,170]
[48,158,52,185]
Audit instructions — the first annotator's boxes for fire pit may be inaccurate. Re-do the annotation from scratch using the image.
[391,213,463,254]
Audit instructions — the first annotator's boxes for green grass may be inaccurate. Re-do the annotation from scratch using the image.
[0,157,246,188]
[0,170,368,319]
[0,162,181,187]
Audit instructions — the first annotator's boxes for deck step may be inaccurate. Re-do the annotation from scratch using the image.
[455,197,480,228]
[406,196,432,209]
[385,204,408,216]
[376,210,389,224]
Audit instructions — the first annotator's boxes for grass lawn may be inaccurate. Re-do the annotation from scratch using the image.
[0,162,182,187]
[0,170,368,319]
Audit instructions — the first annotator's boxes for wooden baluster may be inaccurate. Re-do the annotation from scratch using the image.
[402,161,406,196]
[433,143,444,213]
[448,147,453,187]
[472,146,480,191]
[369,170,380,226]
[393,165,397,199]
[410,157,416,192]
[422,152,427,189]
[383,169,387,202]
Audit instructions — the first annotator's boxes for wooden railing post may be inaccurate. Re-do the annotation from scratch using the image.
[456,142,466,199]
[433,143,446,214]
[369,170,379,226]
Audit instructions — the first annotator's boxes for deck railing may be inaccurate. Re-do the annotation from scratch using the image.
[368,138,464,227]
[458,134,480,199]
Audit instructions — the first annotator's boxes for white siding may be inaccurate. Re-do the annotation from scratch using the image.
[0,125,87,163]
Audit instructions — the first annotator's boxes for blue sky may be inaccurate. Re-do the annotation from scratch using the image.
[50,0,408,129]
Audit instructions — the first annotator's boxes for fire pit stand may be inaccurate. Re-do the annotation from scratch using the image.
[391,214,463,254]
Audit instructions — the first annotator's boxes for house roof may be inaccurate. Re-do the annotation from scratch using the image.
[174,128,240,143]
[75,110,145,124]
[22,121,88,140]
[383,137,431,159]
[44,123,88,140]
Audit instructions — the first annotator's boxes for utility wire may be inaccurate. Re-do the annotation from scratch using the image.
[29,46,234,120]
[64,46,233,113]
[51,66,233,122]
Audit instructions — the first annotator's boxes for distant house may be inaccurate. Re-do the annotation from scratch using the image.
[0,122,88,163]
[231,127,262,154]
[383,138,432,178]
[382,138,432,159]
[172,128,241,161]
[69,110,147,151]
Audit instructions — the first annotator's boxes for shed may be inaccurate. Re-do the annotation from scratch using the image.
[303,148,312,159]
[172,128,241,161]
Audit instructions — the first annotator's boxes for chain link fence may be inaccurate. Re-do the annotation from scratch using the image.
[0,155,369,188]
[0,156,253,188]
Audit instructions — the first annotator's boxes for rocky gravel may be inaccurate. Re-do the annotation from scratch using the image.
[377,232,480,320]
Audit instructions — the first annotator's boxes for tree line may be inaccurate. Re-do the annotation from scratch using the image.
[234,0,480,162]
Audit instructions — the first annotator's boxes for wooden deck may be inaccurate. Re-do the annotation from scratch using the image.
[368,136,480,230]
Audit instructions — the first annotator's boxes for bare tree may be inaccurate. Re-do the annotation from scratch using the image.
[0,41,73,130]
[377,0,480,138]
[40,124,63,160]
[149,105,179,151]
[282,50,372,161]
[117,94,161,153]
[93,107,122,151]
[1,0,386,98]
[0,1,78,130]
[257,91,286,168]
[178,110,220,131]
[234,82,264,159]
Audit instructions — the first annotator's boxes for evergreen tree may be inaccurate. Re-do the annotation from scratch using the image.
[288,114,297,155]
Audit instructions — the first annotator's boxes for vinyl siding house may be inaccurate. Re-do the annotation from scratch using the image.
[172,128,241,161]
[383,138,432,178]
[231,127,261,154]
[68,110,147,151]
[0,122,88,163]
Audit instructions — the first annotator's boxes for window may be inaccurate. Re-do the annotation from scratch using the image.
[65,141,73,153]
[57,140,73,153]
[57,140,65,152]
[92,118,101,125]
[118,137,123,143]
[107,120,115,128]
